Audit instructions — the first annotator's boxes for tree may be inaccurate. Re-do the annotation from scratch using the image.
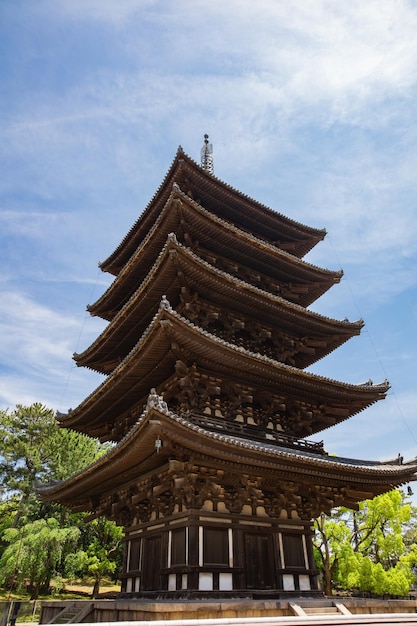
[0,518,80,598]
[65,517,123,597]
[0,403,119,596]
[0,403,110,526]
[314,511,354,595]
[350,490,411,567]
[313,490,417,597]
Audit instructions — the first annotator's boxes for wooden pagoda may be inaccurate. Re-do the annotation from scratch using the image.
[38,142,417,599]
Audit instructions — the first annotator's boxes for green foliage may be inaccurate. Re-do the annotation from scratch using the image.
[0,403,121,597]
[0,498,19,550]
[0,518,80,599]
[353,490,411,566]
[0,403,108,497]
[0,403,57,500]
[314,489,417,597]
[314,512,354,595]
[0,403,111,526]
[65,518,123,597]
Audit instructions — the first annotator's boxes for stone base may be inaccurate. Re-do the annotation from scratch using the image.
[39,597,417,623]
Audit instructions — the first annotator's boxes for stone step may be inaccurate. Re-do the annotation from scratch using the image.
[303,606,340,615]
[47,602,93,624]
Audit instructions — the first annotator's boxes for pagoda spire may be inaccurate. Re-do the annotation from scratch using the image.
[200,133,214,174]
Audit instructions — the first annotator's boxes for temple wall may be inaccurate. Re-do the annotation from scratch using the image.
[120,504,318,598]
[93,457,351,598]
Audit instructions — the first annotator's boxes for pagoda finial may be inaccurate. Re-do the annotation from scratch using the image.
[200,134,214,174]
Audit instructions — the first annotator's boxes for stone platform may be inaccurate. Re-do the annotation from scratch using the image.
[39,598,417,624]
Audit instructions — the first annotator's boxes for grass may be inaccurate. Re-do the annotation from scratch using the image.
[0,577,120,601]
[0,579,121,624]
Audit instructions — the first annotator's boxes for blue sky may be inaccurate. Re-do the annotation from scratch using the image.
[1,0,417,469]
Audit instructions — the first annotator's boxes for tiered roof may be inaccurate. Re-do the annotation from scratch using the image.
[40,390,417,516]
[65,301,386,441]
[100,147,326,276]
[88,185,341,320]
[44,146,417,512]
[76,235,361,374]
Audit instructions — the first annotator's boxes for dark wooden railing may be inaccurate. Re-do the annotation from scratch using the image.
[189,413,324,454]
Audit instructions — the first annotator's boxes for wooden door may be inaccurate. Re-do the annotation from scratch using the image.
[142,535,162,591]
[244,533,275,589]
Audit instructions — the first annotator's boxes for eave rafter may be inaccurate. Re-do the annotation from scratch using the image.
[89,189,342,320]
[39,399,417,515]
[75,236,362,374]
[62,304,388,440]
[100,148,326,275]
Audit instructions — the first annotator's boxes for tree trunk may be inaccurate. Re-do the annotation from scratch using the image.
[91,577,100,598]
[323,543,333,596]
[318,514,333,596]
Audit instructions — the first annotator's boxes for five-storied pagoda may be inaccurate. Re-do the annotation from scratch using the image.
[38,137,417,598]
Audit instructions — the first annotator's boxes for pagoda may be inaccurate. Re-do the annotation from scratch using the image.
[38,139,417,599]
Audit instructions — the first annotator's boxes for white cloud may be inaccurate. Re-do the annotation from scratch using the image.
[0,209,62,239]
[0,291,76,366]
[18,0,417,133]
[0,290,104,410]
[4,0,417,211]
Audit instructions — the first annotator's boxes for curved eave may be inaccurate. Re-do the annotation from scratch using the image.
[37,404,417,510]
[101,148,326,275]
[89,190,341,319]
[61,305,388,438]
[159,412,417,492]
[165,152,326,258]
[100,147,184,276]
[76,236,362,374]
